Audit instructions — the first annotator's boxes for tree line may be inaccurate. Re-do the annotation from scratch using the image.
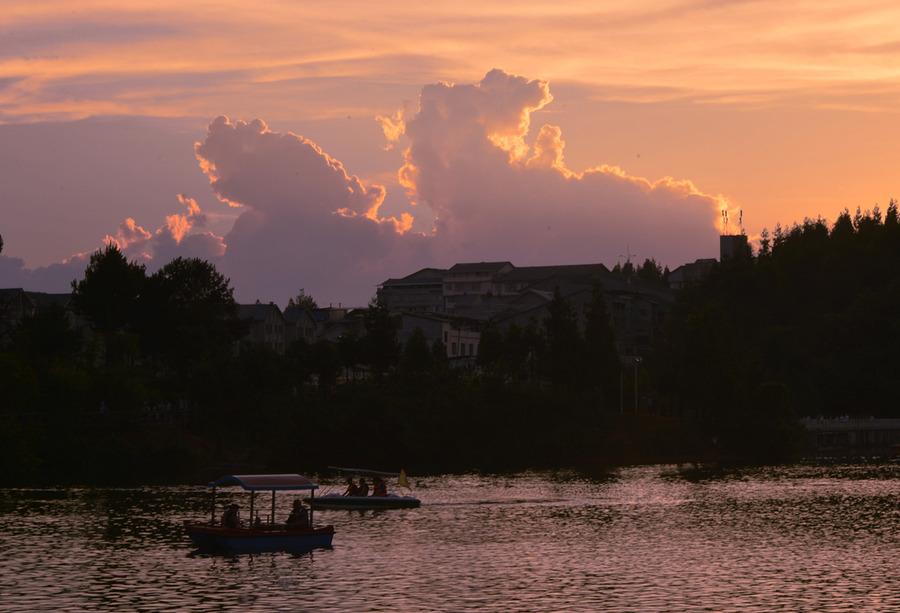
[3,202,900,484]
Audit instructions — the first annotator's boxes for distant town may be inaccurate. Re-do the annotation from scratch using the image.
[3,218,900,484]
[1,235,748,366]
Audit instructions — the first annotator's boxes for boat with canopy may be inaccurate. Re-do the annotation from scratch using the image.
[184,474,335,554]
[306,467,421,510]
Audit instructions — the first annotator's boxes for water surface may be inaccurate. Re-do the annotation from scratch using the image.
[1,464,898,612]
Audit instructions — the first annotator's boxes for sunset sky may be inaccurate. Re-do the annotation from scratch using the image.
[3,0,900,303]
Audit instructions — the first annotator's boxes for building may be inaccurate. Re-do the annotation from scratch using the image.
[0,289,82,345]
[398,312,481,360]
[379,260,671,359]
[283,304,317,344]
[720,234,749,261]
[667,258,716,290]
[377,268,446,313]
[310,306,366,342]
[236,302,286,354]
[0,288,37,343]
[378,261,613,319]
[492,275,672,357]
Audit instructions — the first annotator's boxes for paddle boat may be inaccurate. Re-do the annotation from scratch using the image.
[306,467,421,510]
[184,474,334,554]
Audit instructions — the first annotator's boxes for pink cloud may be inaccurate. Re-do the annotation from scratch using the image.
[192,116,428,303]
[2,70,729,305]
[395,69,726,266]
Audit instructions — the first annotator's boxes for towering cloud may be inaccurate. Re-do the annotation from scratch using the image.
[193,117,426,303]
[2,70,729,304]
[395,69,727,265]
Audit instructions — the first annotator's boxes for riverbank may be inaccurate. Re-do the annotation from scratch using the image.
[1,379,810,487]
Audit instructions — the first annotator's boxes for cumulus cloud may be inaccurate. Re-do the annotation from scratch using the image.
[3,70,731,305]
[103,194,225,264]
[396,68,728,265]
[0,194,225,290]
[193,116,426,303]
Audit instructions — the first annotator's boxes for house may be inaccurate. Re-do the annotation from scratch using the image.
[311,306,366,342]
[493,276,673,357]
[0,289,82,345]
[398,312,481,360]
[667,258,716,290]
[0,288,36,343]
[236,301,286,354]
[283,304,317,344]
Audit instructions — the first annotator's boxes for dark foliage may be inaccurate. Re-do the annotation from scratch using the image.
[7,204,899,485]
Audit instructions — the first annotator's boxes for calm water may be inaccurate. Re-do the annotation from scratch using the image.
[1,464,898,612]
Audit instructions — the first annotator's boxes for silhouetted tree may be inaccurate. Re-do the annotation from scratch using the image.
[287,289,318,310]
[430,339,449,372]
[311,339,340,389]
[637,258,664,283]
[13,305,82,367]
[71,244,146,332]
[363,297,398,378]
[337,333,362,381]
[476,325,505,374]
[583,285,620,404]
[543,288,581,386]
[399,327,432,377]
[138,257,238,368]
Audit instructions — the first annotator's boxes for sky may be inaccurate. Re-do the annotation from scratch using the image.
[3,0,900,304]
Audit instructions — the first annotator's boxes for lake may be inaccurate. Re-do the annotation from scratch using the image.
[1,464,898,612]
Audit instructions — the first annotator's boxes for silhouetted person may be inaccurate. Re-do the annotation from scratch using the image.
[372,476,387,497]
[286,499,309,529]
[343,477,359,496]
[221,503,240,528]
[357,477,369,497]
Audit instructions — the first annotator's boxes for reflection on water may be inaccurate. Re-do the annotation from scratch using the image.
[1,464,898,612]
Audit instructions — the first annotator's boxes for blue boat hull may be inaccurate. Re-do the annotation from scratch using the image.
[185,523,334,554]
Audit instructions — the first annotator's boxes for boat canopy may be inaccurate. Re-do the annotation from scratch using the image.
[209,474,319,491]
[328,466,401,477]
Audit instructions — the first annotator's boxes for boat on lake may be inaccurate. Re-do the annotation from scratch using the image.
[184,474,334,554]
[306,467,421,510]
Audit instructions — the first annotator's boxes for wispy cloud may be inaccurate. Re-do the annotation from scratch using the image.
[4,1,900,123]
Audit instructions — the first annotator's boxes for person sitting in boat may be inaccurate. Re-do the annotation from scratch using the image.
[372,476,388,497]
[286,499,309,529]
[357,477,369,497]
[343,477,359,497]
[221,503,240,529]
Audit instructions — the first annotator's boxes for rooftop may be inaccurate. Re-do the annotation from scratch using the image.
[447,261,512,274]
[381,267,448,287]
[501,263,610,283]
[237,302,283,322]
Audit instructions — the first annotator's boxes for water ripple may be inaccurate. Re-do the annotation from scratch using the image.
[1,464,898,612]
